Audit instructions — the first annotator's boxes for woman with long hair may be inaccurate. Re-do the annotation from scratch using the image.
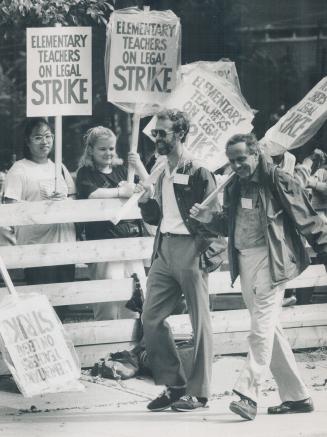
[76,126,148,320]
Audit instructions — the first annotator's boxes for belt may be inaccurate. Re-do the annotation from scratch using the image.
[161,232,192,238]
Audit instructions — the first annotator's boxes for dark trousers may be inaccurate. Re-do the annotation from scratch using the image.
[142,235,213,397]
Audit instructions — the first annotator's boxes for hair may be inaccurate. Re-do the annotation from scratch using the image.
[225,133,259,155]
[23,117,52,160]
[156,109,190,143]
[78,126,123,169]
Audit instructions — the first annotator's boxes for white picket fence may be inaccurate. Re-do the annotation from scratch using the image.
[0,198,326,371]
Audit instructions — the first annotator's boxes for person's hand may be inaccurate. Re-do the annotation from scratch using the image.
[307,176,318,189]
[49,191,67,201]
[309,148,326,173]
[189,203,214,223]
[311,148,326,164]
[128,152,142,170]
[136,181,153,203]
[117,181,135,198]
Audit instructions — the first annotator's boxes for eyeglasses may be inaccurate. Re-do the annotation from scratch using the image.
[151,129,175,138]
[31,134,54,144]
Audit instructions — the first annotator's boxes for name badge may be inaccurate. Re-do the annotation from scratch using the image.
[173,173,189,185]
[241,198,253,209]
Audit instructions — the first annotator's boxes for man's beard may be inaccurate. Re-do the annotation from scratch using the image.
[156,141,174,155]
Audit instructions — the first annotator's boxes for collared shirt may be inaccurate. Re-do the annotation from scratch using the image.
[160,160,190,235]
[234,170,266,250]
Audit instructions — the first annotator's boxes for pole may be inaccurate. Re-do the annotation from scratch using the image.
[0,256,18,299]
[54,115,62,193]
[127,6,149,183]
[127,112,141,183]
[54,23,62,193]
[200,172,234,207]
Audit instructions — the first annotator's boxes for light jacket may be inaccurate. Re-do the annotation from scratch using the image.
[206,154,327,287]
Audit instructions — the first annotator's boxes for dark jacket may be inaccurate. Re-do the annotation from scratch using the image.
[139,158,227,272]
[207,154,327,287]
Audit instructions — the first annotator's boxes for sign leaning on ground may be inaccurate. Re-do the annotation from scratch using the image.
[0,294,82,397]
[106,8,181,113]
[264,76,327,155]
[26,26,92,116]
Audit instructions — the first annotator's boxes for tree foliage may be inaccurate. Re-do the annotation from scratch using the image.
[0,0,114,28]
[0,0,117,166]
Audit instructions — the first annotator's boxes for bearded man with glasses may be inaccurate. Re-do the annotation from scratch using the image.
[137,109,226,412]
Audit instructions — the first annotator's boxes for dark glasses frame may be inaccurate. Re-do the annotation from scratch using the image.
[151,129,175,138]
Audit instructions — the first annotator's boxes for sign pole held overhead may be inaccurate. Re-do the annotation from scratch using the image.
[127,6,148,183]
[105,6,181,181]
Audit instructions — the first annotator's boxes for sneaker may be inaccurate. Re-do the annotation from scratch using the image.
[171,395,208,412]
[147,387,186,412]
[268,397,314,414]
[229,397,257,420]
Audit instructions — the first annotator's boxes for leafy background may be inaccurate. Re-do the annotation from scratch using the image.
[0,0,326,170]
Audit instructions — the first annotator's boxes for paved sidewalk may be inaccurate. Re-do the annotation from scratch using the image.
[0,354,326,437]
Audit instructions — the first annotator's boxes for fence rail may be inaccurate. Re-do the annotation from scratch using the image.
[0,198,326,374]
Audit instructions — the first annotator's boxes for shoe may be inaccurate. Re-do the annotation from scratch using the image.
[268,397,314,414]
[147,387,186,412]
[171,395,208,412]
[282,296,297,307]
[229,397,257,420]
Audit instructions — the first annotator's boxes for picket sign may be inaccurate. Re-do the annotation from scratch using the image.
[0,197,326,374]
[26,24,92,192]
[105,7,181,181]
[0,256,83,395]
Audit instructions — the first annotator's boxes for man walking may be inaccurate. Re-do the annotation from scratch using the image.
[190,133,327,420]
[138,109,226,412]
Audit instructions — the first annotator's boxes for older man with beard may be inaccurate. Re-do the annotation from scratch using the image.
[138,109,226,412]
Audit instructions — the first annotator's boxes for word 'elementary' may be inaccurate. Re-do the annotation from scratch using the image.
[116,21,176,38]
[31,34,88,49]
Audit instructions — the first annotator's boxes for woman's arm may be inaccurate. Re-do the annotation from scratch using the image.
[128,152,149,181]
[88,182,135,199]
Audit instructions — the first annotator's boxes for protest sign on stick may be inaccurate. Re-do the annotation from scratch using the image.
[0,257,83,397]
[144,62,254,171]
[105,7,181,181]
[105,7,181,114]
[263,76,327,155]
[27,26,92,191]
[27,26,92,117]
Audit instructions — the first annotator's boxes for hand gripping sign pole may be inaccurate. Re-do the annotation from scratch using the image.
[105,7,181,181]
[127,112,141,183]
[126,6,148,184]
[113,159,166,225]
